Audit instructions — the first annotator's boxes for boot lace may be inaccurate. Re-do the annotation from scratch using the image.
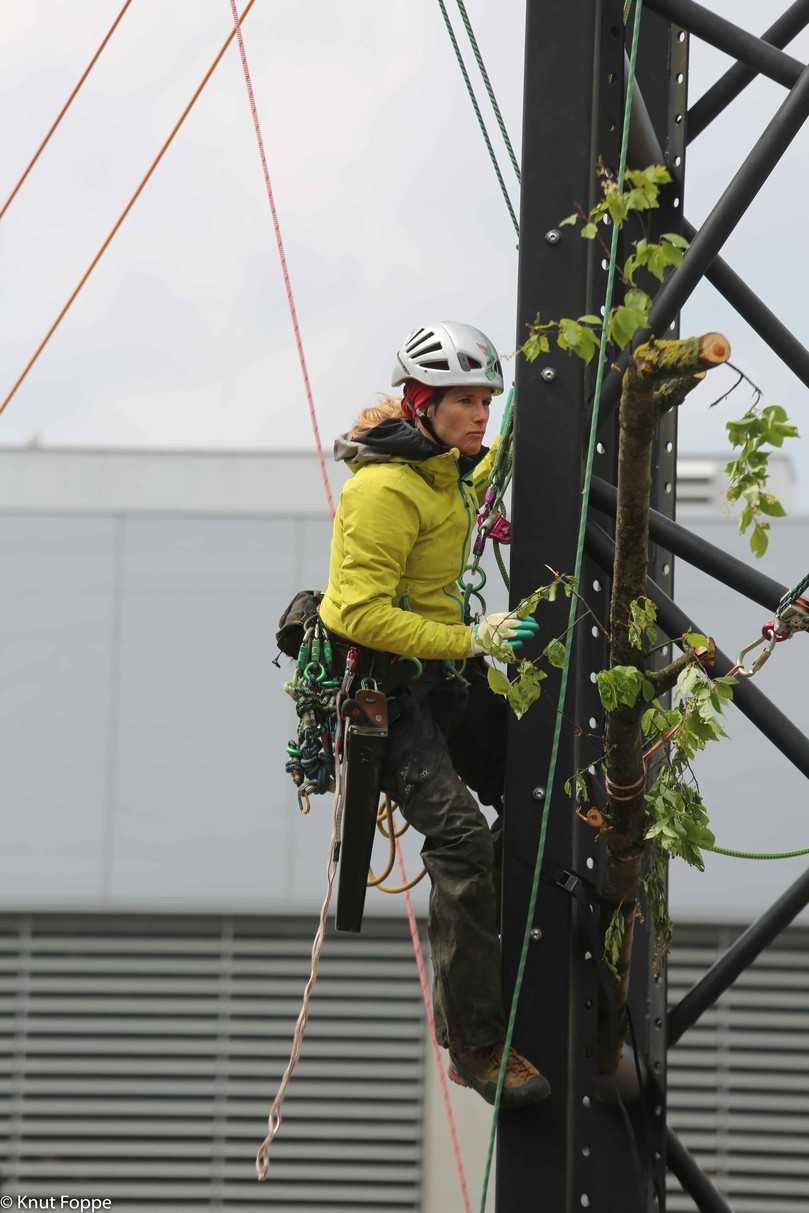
[505,1048,538,1080]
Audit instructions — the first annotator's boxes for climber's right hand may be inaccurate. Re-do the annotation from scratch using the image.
[469,612,540,659]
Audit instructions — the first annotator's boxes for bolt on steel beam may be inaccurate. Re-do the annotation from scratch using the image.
[688,0,809,141]
[668,859,809,1047]
[586,522,809,782]
[600,61,809,417]
[667,1128,735,1212]
[647,0,803,89]
[590,475,786,609]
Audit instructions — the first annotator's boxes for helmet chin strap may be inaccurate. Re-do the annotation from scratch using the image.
[416,411,443,445]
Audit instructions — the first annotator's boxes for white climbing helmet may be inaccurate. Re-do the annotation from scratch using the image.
[391,321,504,394]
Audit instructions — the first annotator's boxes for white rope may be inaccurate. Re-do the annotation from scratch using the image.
[255,699,346,1181]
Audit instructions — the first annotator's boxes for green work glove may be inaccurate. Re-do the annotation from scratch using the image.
[469,612,539,658]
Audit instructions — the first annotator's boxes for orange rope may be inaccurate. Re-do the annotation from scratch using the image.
[0,0,256,418]
[0,0,136,224]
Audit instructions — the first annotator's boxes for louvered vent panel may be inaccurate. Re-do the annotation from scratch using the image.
[0,914,425,1210]
[667,922,809,1213]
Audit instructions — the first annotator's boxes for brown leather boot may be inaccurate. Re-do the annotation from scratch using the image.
[448,1043,551,1108]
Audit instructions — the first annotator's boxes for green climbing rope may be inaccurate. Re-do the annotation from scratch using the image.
[478,4,646,1208]
[435,0,519,236]
[452,0,521,182]
[705,843,809,860]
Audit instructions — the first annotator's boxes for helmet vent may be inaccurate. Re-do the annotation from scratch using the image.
[406,330,433,353]
[420,359,450,371]
[412,341,443,358]
[465,356,482,369]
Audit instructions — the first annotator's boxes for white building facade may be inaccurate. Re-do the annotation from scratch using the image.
[1,447,808,1211]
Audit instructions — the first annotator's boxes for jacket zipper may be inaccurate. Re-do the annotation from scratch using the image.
[442,469,474,622]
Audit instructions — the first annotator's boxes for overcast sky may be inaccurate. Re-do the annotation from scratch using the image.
[2,1,808,506]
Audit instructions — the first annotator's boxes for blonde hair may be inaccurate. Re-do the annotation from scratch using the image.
[350,395,403,438]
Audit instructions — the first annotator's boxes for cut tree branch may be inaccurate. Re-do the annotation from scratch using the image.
[597,332,730,1074]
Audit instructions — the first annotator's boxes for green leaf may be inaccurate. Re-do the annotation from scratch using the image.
[543,638,566,669]
[521,331,551,362]
[581,222,598,239]
[608,303,648,349]
[596,665,644,712]
[628,595,657,648]
[564,772,588,802]
[577,314,602,326]
[557,318,600,364]
[683,631,709,650]
[758,492,786,518]
[750,522,769,558]
[487,665,512,697]
[507,662,547,720]
[605,189,628,225]
[559,213,578,227]
[661,231,689,249]
[514,575,564,619]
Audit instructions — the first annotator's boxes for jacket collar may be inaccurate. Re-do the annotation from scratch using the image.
[334,418,486,485]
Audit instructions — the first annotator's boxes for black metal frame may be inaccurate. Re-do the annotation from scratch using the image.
[503,3,809,1210]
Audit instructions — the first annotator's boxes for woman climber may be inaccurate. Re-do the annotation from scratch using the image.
[319,321,551,1109]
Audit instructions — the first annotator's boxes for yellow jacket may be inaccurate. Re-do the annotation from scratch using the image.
[320,423,498,660]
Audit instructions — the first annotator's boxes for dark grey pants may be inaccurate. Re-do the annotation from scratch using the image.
[379,661,507,1053]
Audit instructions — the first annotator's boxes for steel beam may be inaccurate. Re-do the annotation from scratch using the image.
[590,475,786,610]
[684,219,809,392]
[601,61,809,417]
[688,0,809,141]
[646,0,803,89]
[668,859,809,1047]
[667,1129,734,1212]
[502,2,643,1209]
[628,76,809,394]
[585,522,809,782]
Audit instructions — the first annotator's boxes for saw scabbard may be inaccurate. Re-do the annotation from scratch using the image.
[335,689,389,934]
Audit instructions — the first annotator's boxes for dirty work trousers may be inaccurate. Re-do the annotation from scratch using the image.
[379,659,507,1054]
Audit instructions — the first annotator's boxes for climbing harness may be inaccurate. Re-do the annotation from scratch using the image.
[459,386,515,620]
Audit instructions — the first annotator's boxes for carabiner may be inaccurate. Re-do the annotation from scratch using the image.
[732,631,777,678]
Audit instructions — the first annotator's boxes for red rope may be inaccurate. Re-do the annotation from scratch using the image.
[227,0,335,516]
[397,840,472,1213]
[0,0,136,224]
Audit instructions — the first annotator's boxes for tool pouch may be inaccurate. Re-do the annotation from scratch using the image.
[335,689,389,934]
[276,589,323,658]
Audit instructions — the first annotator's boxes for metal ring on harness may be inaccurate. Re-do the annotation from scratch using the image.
[461,565,487,593]
[303,661,327,683]
[393,655,424,681]
[464,589,487,620]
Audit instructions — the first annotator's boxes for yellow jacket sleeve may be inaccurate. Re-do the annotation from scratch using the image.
[337,476,473,661]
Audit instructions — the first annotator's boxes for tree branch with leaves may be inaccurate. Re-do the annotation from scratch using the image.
[483,162,799,1076]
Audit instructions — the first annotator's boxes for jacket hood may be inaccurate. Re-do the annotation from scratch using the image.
[334,418,487,478]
